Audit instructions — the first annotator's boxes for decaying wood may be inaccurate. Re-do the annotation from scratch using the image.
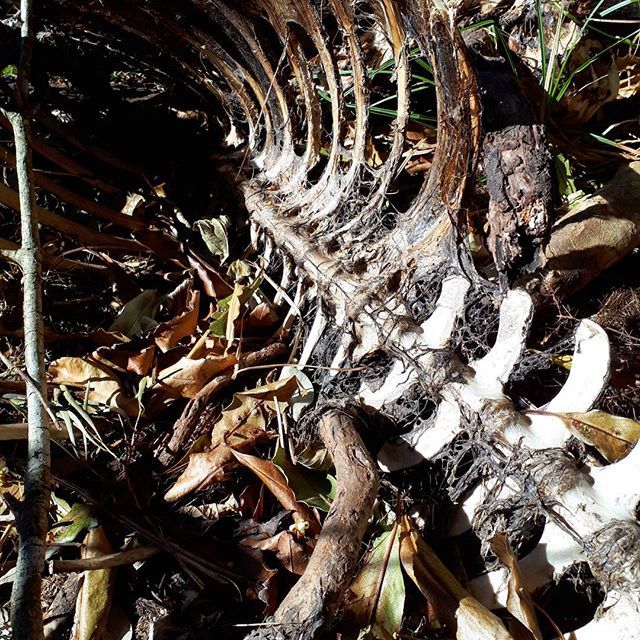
[246,407,379,640]
[475,57,552,285]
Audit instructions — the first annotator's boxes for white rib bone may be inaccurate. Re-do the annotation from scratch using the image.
[471,289,533,387]
[503,319,610,449]
[420,275,470,348]
[543,319,610,413]
[297,300,326,368]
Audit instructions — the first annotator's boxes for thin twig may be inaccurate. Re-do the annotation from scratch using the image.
[49,546,160,573]
[3,0,51,636]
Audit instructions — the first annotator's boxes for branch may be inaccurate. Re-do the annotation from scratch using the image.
[245,407,379,640]
[3,0,51,636]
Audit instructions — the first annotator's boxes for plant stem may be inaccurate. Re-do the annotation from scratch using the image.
[3,0,51,637]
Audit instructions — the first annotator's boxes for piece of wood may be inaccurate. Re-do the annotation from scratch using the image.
[245,407,379,640]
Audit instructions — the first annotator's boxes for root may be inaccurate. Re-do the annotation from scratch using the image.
[246,407,379,640]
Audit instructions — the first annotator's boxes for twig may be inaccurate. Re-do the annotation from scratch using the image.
[1,0,51,636]
[49,545,160,573]
[0,351,59,428]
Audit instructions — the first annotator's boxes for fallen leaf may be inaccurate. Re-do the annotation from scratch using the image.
[231,450,319,533]
[121,192,145,216]
[72,526,115,640]
[228,259,252,281]
[49,357,138,414]
[236,375,300,404]
[240,530,310,575]
[179,494,240,521]
[344,521,405,640]
[398,515,513,640]
[226,282,245,349]
[164,394,272,501]
[490,533,542,640]
[210,277,262,339]
[155,354,236,399]
[93,344,155,376]
[187,253,233,299]
[278,366,314,422]
[153,286,200,352]
[558,410,640,462]
[48,503,99,560]
[109,290,160,338]
[164,377,302,501]
[247,301,278,330]
[194,216,230,263]
[273,445,335,511]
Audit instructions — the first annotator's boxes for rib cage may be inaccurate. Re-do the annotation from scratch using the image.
[17,0,640,636]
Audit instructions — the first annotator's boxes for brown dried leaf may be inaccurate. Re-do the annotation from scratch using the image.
[49,357,138,415]
[226,282,244,350]
[247,302,278,329]
[398,516,513,640]
[155,355,236,399]
[231,450,319,533]
[164,395,272,501]
[490,533,542,640]
[559,410,640,462]
[240,530,310,575]
[93,344,155,376]
[236,375,300,403]
[153,286,200,352]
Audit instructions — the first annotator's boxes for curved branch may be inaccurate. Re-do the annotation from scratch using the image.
[246,407,379,640]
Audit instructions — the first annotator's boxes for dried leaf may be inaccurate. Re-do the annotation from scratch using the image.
[179,494,240,521]
[345,522,405,640]
[194,216,230,263]
[226,282,244,349]
[558,410,640,462]
[240,530,310,575]
[49,357,137,414]
[398,516,512,640]
[165,377,301,501]
[231,450,319,532]
[490,533,542,640]
[153,287,200,352]
[93,344,155,376]
[247,302,278,330]
[236,375,300,404]
[228,259,252,281]
[72,526,114,640]
[278,366,314,421]
[155,355,236,399]
[164,394,272,501]
[109,290,160,338]
[121,192,145,216]
[187,253,233,299]
[210,277,262,339]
